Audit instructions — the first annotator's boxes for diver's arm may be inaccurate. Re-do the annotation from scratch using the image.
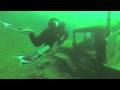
[57,30,69,45]
[57,37,61,45]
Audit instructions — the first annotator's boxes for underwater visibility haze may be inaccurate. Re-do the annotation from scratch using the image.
[0,11,120,79]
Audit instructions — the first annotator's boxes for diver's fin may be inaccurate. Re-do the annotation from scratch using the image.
[0,20,23,32]
[13,52,42,65]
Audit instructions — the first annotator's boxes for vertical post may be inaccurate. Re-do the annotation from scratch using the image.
[72,30,76,48]
[106,11,111,37]
[84,33,86,40]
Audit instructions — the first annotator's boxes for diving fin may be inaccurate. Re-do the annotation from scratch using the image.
[0,20,23,33]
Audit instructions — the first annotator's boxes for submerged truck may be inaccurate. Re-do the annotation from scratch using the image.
[72,18,120,78]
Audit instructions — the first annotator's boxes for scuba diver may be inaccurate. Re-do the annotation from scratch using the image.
[26,18,68,48]
[16,18,69,65]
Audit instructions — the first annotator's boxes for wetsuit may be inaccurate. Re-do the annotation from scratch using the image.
[28,27,69,49]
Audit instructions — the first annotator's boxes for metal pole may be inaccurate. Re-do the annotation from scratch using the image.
[106,11,111,37]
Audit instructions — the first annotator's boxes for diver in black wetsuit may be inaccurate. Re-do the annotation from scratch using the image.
[19,18,69,65]
[27,18,69,49]
[17,18,68,65]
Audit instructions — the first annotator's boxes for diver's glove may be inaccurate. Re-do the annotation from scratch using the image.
[21,28,35,34]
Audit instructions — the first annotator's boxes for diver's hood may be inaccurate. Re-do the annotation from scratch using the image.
[48,18,65,29]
